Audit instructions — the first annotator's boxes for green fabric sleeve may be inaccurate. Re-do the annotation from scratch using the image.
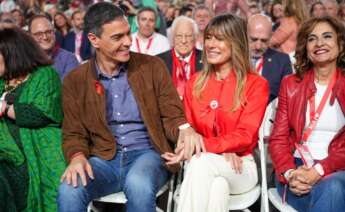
[14,103,51,128]
[18,66,63,125]
[0,80,25,166]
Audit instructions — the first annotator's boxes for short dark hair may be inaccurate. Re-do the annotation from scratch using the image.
[71,10,82,20]
[28,14,52,32]
[84,2,125,37]
[179,5,193,16]
[137,7,157,20]
[0,27,52,80]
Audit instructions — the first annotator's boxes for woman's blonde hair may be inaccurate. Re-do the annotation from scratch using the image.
[284,0,309,24]
[193,14,254,111]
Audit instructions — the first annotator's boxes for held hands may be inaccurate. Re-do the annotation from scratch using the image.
[60,154,94,187]
[161,127,205,165]
[288,166,322,196]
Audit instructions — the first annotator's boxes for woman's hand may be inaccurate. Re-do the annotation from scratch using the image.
[288,166,312,195]
[223,153,243,174]
[303,167,322,186]
[177,127,205,160]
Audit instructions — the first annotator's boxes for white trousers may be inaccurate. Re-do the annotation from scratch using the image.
[177,153,258,212]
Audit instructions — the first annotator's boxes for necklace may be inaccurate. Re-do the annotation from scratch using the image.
[4,75,30,93]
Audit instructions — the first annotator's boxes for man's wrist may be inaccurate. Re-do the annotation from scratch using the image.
[178,123,191,130]
[70,152,85,161]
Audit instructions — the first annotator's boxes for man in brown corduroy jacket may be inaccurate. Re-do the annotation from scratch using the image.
[57,3,202,212]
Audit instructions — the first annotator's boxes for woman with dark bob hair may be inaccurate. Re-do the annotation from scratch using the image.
[0,27,65,211]
[269,16,345,211]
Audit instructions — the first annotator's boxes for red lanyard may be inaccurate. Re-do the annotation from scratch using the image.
[135,36,153,54]
[301,71,337,143]
[256,57,264,75]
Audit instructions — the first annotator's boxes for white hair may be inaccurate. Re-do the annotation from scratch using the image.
[169,15,199,44]
[322,0,339,7]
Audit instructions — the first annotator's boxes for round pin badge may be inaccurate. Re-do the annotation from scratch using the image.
[210,100,218,109]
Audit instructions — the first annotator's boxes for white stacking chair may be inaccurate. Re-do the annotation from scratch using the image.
[261,99,297,212]
[87,175,175,212]
[172,99,281,212]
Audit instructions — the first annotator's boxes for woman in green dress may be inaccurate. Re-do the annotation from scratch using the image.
[0,27,66,211]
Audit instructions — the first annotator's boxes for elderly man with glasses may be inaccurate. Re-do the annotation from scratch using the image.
[157,16,203,99]
[29,15,79,80]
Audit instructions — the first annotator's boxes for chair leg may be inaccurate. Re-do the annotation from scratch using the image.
[87,201,100,212]
[156,206,164,212]
[166,175,175,212]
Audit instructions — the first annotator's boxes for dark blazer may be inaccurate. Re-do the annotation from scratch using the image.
[62,53,186,172]
[62,31,92,61]
[261,48,292,102]
[157,49,204,75]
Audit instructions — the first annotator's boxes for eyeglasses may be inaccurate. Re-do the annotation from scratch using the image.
[32,29,55,39]
[175,34,194,41]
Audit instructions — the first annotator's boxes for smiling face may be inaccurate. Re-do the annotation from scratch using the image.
[30,17,56,52]
[173,21,196,57]
[204,31,232,71]
[307,22,340,67]
[89,17,132,64]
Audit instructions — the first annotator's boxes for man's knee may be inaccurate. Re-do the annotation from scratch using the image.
[57,180,89,211]
[124,172,156,199]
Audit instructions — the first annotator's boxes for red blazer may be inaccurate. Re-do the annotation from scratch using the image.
[184,71,269,156]
[269,70,345,183]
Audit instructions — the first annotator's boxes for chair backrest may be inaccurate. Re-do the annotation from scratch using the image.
[258,98,279,212]
[261,99,278,139]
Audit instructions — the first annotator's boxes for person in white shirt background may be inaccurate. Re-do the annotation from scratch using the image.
[192,5,213,51]
[130,7,170,56]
